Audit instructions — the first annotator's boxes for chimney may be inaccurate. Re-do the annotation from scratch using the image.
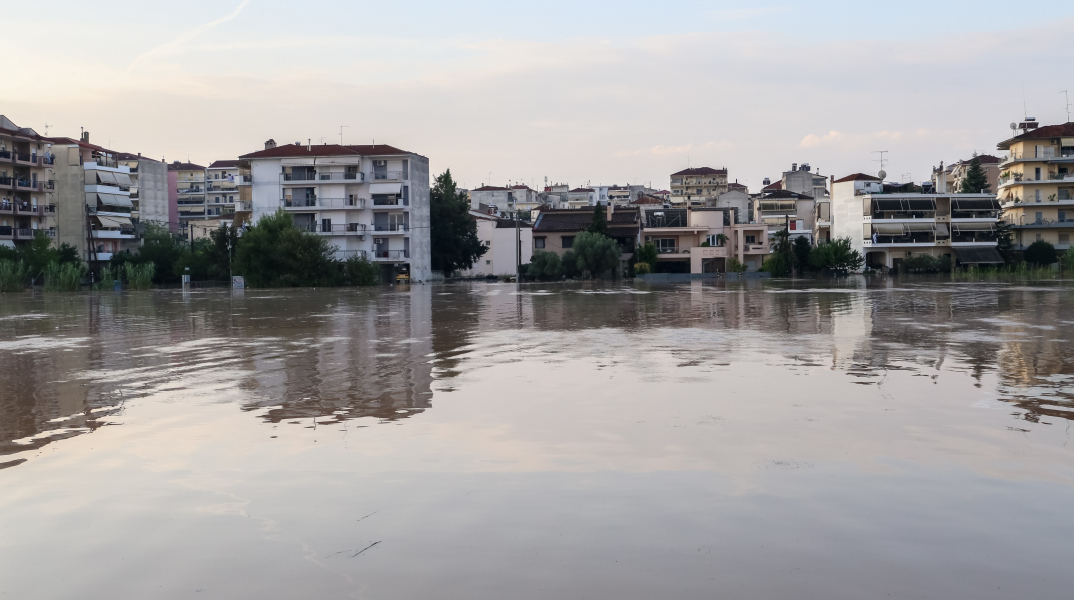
[81,131,89,143]
[264,139,277,150]
[606,203,614,221]
[802,163,810,172]
[307,139,311,151]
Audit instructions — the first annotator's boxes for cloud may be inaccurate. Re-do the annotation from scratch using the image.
[800,131,842,148]
[127,0,253,72]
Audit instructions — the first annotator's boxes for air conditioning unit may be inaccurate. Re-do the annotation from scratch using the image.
[357,235,365,241]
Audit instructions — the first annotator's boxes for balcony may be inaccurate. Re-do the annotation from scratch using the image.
[373,224,409,233]
[372,249,409,260]
[0,150,10,162]
[178,187,205,194]
[91,229,136,239]
[13,152,34,166]
[207,183,239,192]
[372,197,402,207]
[283,197,318,208]
[371,171,406,181]
[0,176,11,190]
[282,172,364,183]
[298,223,368,235]
[334,249,369,260]
[14,179,43,192]
[283,197,365,209]
[13,228,35,240]
[15,203,54,216]
[235,201,253,212]
[0,226,10,239]
[656,246,682,255]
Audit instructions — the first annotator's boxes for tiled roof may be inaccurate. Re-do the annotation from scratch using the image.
[728,182,748,190]
[45,136,113,153]
[238,143,412,159]
[761,190,814,200]
[208,160,240,169]
[472,186,509,192]
[115,152,162,162]
[570,188,594,193]
[671,167,727,177]
[511,185,535,191]
[168,162,205,171]
[532,208,639,232]
[496,219,533,229]
[997,122,1074,150]
[833,173,882,184]
[762,181,783,192]
[630,196,664,205]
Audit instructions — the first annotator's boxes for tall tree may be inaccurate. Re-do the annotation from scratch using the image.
[430,169,485,274]
[960,154,989,193]
[571,232,621,278]
[587,204,608,236]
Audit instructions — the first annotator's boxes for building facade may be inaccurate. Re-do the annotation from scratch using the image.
[531,207,640,265]
[831,173,1003,271]
[171,161,207,232]
[116,153,169,231]
[995,122,1074,251]
[0,116,56,249]
[239,141,431,282]
[640,207,770,273]
[933,154,1002,195]
[459,211,533,278]
[670,167,728,206]
[205,160,241,227]
[754,190,816,243]
[469,185,541,214]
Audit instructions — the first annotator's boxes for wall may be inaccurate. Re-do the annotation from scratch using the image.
[830,181,865,260]
[408,154,432,281]
[53,147,88,259]
[138,159,169,227]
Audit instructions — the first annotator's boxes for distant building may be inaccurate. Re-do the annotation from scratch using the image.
[531,206,640,269]
[567,187,597,208]
[670,167,728,205]
[239,140,431,282]
[204,160,241,226]
[641,207,769,273]
[170,161,207,231]
[715,190,750,224]
[754,190,816,242]
[0,115,56,250]
[469,185,541,214]
[932,154,1002,195]
[780,163,828,199]
[459,211,532,277]
[116,153,170,232]
[995,121,1074,251]
[830,172,1003,271]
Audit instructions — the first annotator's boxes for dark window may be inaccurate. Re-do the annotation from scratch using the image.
[534,237,545,249]
[562,236,574,249]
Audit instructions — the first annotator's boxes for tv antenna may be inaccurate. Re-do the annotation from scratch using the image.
[1063,91,1072,122]
[339,125,350,145]
[43,123,51,136]
[872,150,889,180]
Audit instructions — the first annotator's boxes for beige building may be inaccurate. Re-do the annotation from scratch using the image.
[531,207,640,267]
[641,207,770,272]
[995,122,1074,251]
[670,167,728,206]
[171,161,207,229]
[0,116,56,249]
[933,154,1002,195]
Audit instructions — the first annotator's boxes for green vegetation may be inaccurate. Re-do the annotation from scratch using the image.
[430,169,485,274]
[633,262,651,275]
[233,211,339,287]
[340,254,379,286]
[43,262,86,292]
[809,237,864,272]
[93,265,118,291]
[1023,240,1057,267]
[726,257,748,273]
[636,243,658,266]
[587,205,608,236]
[560,250,579,278]
[526,251,563,280]
[571,232,621,278]
[959,153,990,194]
[124,262,156,290]
[793,236,813,272]
[0,260,26,292]
[761,228,795,276]
[898,255,952,274]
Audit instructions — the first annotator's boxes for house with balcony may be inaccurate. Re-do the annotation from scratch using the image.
[754,190,816,243]
[0,115,56,248]
[830,172,1003,271]
[531,206,640,271]
[469,185,541,215]
[48,132,136,262]
[204,160,242,225]
[239,140,431,282]
[932,154,1002,194]
[640,207,769,273]
[670,167,728,206]
[169,161,207,230]
[117,152,169,239]
[995,121,1074,251]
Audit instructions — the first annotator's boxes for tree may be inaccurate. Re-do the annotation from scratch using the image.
[233,210,338,287]
[123,222,187,283]
[762,228,795,276]
[637,242,658,266]
[995,219,1015,263]
[587,204,608,236]
[430,169,485,273]
[809,236,864,271]
[793,236,813,271]
[18,231,59,281]
[571,232,621,278]
[960,153,990,193]
[1023,240,1057,266]
[526,251,562,280]
[560,250,579,278]
[726,257,748,273]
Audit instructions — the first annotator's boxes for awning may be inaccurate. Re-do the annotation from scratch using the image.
[872,223,906,234]
[935,223,950,236]
[113,172,133,187]
[906,199,936,211]
[95,215,133,228]
[369,183,402,195]
[98,193,133,208]
[904,222,935,231]
[0,240,14,248]
[873,199,904,211]
[952,198,1000,211]
[955,246,1005,264]
[953,222,995,232]
[95,171,118,185]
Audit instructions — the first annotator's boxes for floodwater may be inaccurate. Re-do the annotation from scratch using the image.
[2,279,1074,599]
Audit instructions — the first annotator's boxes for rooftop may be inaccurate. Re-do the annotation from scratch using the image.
[208,160,240,169]
[671,167,727,177]
[239,143,413,160]
[533,208,640,233]
[169,161,206,171]
[833,173,882,184]
[997,122,1074,150]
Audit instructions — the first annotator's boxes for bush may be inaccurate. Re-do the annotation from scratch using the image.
[726,257,748,273]
[571,232,621,278]
[341,254,379,286]
[233,210,339,287]
[809,237,864,271]
[125,262,155,290]
[898,255,952,274]
[761,253,793,276]
[1060,248,1074,272]
[636,243,658,265]
[93,265,118,291]
[561,250,579,278]
[44,262,86,292]
[634,262,651,275]
[793,236,814,271]
[0,259,25,292]
[527,251,562,280]
[1024,240,1057,266]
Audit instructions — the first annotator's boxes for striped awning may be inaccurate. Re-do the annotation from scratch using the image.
[872,223,905,234]
[95,215,133,228]
[953,222,995,232]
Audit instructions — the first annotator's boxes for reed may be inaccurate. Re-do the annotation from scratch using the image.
[44,262,86,292]
[124,262,155,290]
[0,259,26,292]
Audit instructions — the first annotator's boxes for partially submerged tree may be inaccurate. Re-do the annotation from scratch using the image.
[1023,240,1057,266]
[430,169,485,274]
[571,232,621,278]
[527,251,562,280]
[809,236,864,271]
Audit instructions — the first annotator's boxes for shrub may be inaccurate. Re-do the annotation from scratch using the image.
[233,210,339,287]
[44,262,86,292]
[93,265,118,291]
[898,255,952,274]
[636,243,658,265]
[726,257,748,273]
[0,259,25,292]
[1060,248,1074,272]
[125,262,155,290]
[761,253,793,276]
[341,254,379,286]
[1024,240,1057,266]
[572,232,621,278]
[527,251,562,280]
[561,250,579,278]
[634,262,651,275]
[809,237,864,271]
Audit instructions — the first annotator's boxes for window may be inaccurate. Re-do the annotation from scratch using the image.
[1036,211,1043,224]
[1035,190,1042,202]
[562,236,574,249]
[745,235,756,244]
[1060,189,1071,200]
[655,238,676,252]
[1060,234,1070,244]
[534,237,545,249]
[321,218,332,232]
[1060,211,1067,223]
[696,188,703,194]
[228,195,234,202]
[486,260,491,265]
[1035,167,1042,181]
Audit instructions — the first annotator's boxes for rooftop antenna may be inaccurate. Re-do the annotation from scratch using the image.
[43,123,51,136]
[339,125,350,145]
[872,150,889,180]
[1022,82,1028,119]
[1063,90,1072,122]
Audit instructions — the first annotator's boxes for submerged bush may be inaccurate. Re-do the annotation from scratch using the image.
[341,255,379,286]
[0,259,26,292]
[125,262,155,290]
[633,261,651,275]
[44,262,86,292]
[898,255,952,274]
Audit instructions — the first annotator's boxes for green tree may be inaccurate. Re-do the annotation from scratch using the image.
[1023,240,1057,266]
[995,219,1015,263]
[572,232,621,278]
[793,236,813,271]
[560,250,579,278]
[123,222,187,283]
[637,242,658,265]
[340,254,379,286]
[587,204,608,236]
[726,257,748,273]
[762,228,795,276]
[809,237,865,271]
[18,232,59,282]
[430,169,485,273]
[959,154,990,193]
[526,251,563,280]
[233,210,338,287]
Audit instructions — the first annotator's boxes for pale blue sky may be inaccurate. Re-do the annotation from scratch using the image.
[5,1,1073,190]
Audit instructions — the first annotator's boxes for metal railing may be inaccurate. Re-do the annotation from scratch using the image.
[372,249,409,259]
[374,224,409,232]
[283,197,318,208]
[372,197,401,206]
[372,171,405,181]
[0,226,11,237]
[297,223,368,234]
[656,246,680,254]
[0,201,12,212]
[14,228,34,239]
[335,250,369,260]
[0,176,12,187]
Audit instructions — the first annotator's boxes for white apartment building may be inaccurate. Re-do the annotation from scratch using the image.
[830,172,1003,271]
[205,160,241,225]
[469,185,541,213]
[670,167,728,205]
[459,210,533,277]
[239,141,431,282]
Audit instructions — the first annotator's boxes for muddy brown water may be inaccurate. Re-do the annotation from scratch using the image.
[2,279,1073,599]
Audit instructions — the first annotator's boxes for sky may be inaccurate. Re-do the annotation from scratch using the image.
[4,0,1074,192]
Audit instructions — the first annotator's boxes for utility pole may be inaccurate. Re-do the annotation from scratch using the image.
[515,208,521,281]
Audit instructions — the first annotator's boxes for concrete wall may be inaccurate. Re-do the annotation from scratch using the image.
[138,159,169,227]
[408,154,432,282]
[52,148,88,259]
[831,181,865,260]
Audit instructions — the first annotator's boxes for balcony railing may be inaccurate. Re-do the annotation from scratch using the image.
[373,224,409,232]
[656,246,681,254]
[0,150,10,160]
[207,184,239,192]
[283,197,318,208]
[372,249,409,259]
[14,152,33,165]
[178,187,205,194]
[15,203,54,216]
[297,223,368,235]
[335,250,369,260]
[0,176,12,188]
[372,197,401,206]
[235,201,253,212]
[0,201,12,213]
[283,172,364,182]
[372,171,406,181]
[13,228,35,239]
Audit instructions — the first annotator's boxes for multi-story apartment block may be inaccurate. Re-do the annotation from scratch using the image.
[669,167,728,205]
[171,161,207,231]
[778,163,829,199]
[1,116,58,249]
[639,207,769,273]
[567,187,598,208]
[239,140,431,281]
[116,153,170,230]
[205,160,242,226]
[831,172,1003,271]
[755,190,816,242]
[932,154,1001,194]
[469,185,541,214]
[49,133,135,263]
[995,122,1074,251]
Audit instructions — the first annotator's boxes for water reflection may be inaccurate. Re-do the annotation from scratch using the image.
[1,279,1073,463]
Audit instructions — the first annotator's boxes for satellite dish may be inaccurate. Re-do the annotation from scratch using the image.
[1010,123,1017,131]
[878,170,887,180]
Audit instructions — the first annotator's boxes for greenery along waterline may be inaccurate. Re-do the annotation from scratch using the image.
[43,262,86,292]
[430,169,486,275]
